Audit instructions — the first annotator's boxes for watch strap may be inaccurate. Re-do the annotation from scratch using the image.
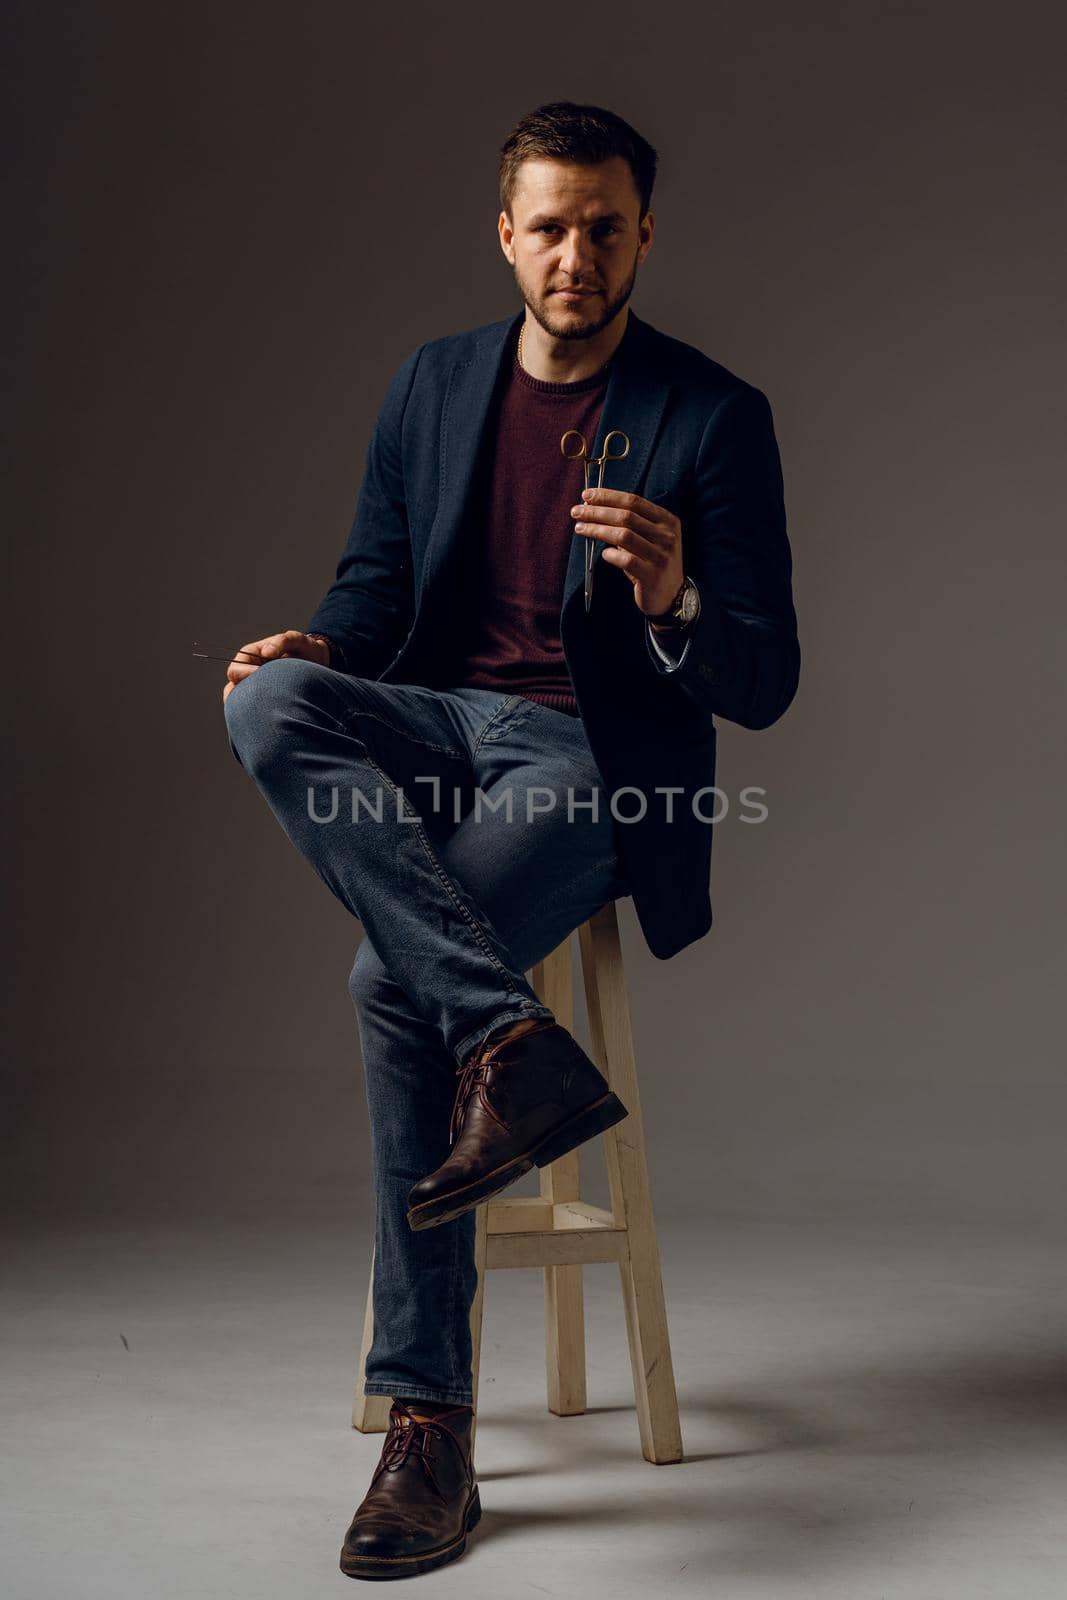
[648,577,691,629]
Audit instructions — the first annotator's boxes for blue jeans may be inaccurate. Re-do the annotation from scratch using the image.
[223,658,629,1404]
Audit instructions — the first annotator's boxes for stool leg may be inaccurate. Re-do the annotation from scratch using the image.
[352,1245,392,1432]
[579,904,684,1464]
[532,940,587,1417]
[542,1200,586,1415]
[468,1201,488,1456]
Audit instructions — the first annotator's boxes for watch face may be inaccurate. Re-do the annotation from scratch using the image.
[679,582,700,623]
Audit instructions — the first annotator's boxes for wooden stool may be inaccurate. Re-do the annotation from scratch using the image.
[351,900,683,1464]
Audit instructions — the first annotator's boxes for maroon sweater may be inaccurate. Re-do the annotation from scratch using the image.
[453,324,611,717]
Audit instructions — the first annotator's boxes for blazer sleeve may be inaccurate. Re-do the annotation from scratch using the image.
[303,344,424,676]
[643,382,800,731]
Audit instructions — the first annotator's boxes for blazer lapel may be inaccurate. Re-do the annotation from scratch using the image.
[416,312,520,605]
[560,312,673,612]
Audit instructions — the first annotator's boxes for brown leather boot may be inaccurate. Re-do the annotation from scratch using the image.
[405,1019,628,1232]
[339,1400,480,1580]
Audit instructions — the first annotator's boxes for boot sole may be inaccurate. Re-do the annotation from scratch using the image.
[339,1485,481,1580]
[405,1091,629,1232]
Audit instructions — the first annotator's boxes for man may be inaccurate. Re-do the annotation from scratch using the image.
[222,102,799,1580]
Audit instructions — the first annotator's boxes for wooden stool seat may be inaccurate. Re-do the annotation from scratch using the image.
[352,900,683,1464]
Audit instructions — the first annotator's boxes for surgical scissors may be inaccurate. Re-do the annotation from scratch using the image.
[560,428,631,611]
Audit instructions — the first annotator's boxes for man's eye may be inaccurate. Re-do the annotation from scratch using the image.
[536,224,618,238]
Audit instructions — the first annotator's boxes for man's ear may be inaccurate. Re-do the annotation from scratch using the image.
[497,209,515,265]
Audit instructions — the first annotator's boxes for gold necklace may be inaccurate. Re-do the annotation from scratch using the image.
[518,321,613,381]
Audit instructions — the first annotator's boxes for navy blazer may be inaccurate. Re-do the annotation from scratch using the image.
[306,308,800,960]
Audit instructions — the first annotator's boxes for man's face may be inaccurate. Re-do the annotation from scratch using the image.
[499,156,654,342]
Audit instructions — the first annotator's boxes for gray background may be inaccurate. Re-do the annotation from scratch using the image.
[7,0,1063,1227]
[4,5,1066,1597]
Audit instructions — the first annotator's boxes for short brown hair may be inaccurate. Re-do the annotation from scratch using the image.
[498,101,659,219]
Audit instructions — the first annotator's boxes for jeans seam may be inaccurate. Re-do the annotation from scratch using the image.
[446,1221,462,1391]
[470,694,535,759]
[260,661,352,741]
[339,703,466,761]
[359,752,528,1000]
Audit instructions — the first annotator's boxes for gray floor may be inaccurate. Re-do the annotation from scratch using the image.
[3,1213,1065,1598]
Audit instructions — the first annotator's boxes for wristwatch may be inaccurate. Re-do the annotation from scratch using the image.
[648,576,701,630]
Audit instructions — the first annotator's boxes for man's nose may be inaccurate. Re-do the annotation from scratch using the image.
[558,230,596,278]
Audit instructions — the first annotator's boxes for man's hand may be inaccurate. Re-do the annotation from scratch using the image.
[570,488,685,618]
[221,629,330,706]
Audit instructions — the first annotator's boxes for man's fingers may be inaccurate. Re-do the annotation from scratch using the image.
[600,545,669,583]
[223,628,323,691]
[573,503,676,553]
[226,647,263,685]
[576,523,672,568]
[255,629,304,660]
[573,499,684,613]
[579,487,674,524]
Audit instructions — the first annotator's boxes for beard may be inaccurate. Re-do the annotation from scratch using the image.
[515,255,639,342]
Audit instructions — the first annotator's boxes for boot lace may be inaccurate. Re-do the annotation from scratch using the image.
[373,1406,470,1502]
[448,1020,558,1144]
[448,1032,520,1145]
